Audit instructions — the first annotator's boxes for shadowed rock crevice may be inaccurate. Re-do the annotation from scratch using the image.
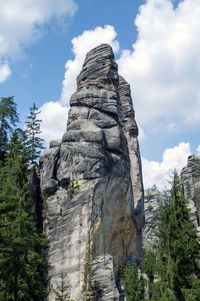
[40,44,144,301]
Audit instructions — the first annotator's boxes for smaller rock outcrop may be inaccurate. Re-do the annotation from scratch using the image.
[142,188,159,249]
[181,154,200,236]
[143,155,200,250]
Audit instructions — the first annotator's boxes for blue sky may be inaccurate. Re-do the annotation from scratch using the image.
[0,0,200,189]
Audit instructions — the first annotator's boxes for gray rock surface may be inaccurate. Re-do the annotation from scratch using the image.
[118,76,144,231]
[181,154,200,236]
[40,44,144,300]
[27,165,43,229]
[142,189,159,249]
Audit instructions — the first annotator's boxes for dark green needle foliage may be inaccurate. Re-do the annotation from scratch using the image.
[0,96,19,161]
[123,261,144,301]
[25,103,44,165]
[0,130,48,301]
[53,272,71,301]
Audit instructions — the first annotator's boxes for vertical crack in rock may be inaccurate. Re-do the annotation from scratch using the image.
[40,44,144,300]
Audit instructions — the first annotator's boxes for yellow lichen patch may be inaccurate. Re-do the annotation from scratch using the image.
[71,180,81,189]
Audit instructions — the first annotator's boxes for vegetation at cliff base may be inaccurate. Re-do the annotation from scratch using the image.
[123,261,144,301]
[0,97,48,300]
[124,172,200,301]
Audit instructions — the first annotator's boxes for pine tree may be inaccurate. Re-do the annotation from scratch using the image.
[0,96,19,161]
[144,172,200,301]
[25,103,44,165]
[53,272,71,301]
[0,129,48,300]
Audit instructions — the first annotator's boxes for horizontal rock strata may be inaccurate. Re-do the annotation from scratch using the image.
[142,189,159,249]
[40,44,144,300]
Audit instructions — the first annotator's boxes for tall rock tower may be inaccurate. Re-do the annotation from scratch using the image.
[40,44,144,300]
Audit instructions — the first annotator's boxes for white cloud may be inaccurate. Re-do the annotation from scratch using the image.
[39,101,69,145]
[60,25,119,104]
[197,145,200,155]
[0,0,78,81]
[0,62,11,83]
[117,0,200,130]
[142,142,191,189]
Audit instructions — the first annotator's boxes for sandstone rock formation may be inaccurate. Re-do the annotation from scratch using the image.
[181,154,200,236]
[142,188,159,249]
[27,166,43,229]
[40,44,144,300]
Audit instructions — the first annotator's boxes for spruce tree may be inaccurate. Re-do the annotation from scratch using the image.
[144,172,200,301]
[123,261,144,301]
[0,96,19,161]
[53,272,71,301]
[25,103,44,165]
[0,129,48,300]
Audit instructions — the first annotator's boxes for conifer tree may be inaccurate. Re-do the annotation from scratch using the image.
[0,96,19,161]
[0,129,48,300]
[144,172,200,301]
[25,103,44,165]
[53,272,71,301]
[123,261,144,301]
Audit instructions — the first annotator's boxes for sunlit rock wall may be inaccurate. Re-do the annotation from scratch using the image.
[40,44,144,300]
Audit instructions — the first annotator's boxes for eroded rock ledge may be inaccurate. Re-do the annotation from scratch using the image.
[40,44,144,300]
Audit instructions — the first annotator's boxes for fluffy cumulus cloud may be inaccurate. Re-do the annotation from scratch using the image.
[0,0,77,82]
[0,62,11,83]
[39,102,69,145]
[142,142,191,189]
[197,145,200,155]
[118,0,200,130]
[60,25,119,104]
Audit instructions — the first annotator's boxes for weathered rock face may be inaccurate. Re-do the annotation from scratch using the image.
[40,44,144,300]
[181,154,200,236]
[142,189,159,249]
[27,166,43,229]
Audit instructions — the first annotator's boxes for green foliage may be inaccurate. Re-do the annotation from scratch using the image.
[25,103,44,165]
[69,114,79,130]
[83,252,95,293]
[123,262,144,301]
[0,96,19,161]
[0,130,48,300]
[147,205,153,211]
[53,272,72,301]
[144,172,200,301]
[69,114,78,121]
[67,180,81,199]
[82,252,102,300]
